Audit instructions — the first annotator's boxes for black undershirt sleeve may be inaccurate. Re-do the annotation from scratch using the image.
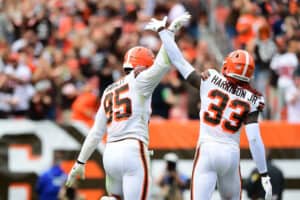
[244,111,259,124]
[186,71,202,90]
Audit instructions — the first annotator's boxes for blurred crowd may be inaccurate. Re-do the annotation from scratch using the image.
[0,0,300,125]
[222,0,300,122]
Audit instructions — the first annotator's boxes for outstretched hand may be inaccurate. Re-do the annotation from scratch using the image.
[144,16,168,32]
[168,12,191,33]
[144,12,191,34]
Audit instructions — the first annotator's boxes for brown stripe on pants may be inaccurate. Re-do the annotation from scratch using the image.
[139,141,149,200]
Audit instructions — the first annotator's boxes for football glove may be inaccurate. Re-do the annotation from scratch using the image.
[144,12,191,34]
[144,16,168,32]
[261,175,272,200]
[168,12,191,33]
[66,161,85,187]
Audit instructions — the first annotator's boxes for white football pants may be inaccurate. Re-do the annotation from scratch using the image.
[103,138,151,200]
[191,141,241,200]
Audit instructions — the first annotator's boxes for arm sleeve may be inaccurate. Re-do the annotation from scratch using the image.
[77,103,107,163]
[135,46,171,96]
[158,29,195,79]
[245,123,268,174]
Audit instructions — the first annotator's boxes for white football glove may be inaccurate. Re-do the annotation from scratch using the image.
[66,162,85,187]
[168,12,191,33]
[144,16,168,32]
[261,175,272,200]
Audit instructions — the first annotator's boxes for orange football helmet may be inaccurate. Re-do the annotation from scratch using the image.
[123,46,154,70]
[221,49,255,82]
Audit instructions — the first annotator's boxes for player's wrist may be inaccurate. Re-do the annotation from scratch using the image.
[158,27,166,33]
[260,172,269,177]
[77,160,85,165]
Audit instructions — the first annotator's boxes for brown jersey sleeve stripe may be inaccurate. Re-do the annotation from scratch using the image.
[139,141,149,200]
[191,147,200,200]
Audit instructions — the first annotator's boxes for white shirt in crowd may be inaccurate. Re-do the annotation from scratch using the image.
[285,84,300,123]
[270,52,298,89]
[4,64,34,111]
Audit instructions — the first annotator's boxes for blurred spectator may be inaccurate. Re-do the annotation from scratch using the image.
[71,76,99,127]
[285,67,300,123]
[270,37,299,119]
[60,83,78,123]
[0,6,14,43]
[4,53,34,117]
[235,1,256,48]
[157,153,189,200]
[247,23,278,118]
[248,24,277,94]
[152,74,179,119]
[0,71,12,118]
[246,150,284,200]
[225,0,242,40]
[29,80,53,120]
[36,152,67,200]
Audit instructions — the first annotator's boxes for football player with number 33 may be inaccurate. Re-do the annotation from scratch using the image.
[145,12,273,200]
[65,15,191,200]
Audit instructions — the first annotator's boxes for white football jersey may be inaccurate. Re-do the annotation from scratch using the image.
[89,48,170,146]
[198,69,264,146]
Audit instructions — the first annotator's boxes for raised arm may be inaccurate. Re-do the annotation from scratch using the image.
[135,46,171,96]
[158,30,202,90]
[144,13,208,90]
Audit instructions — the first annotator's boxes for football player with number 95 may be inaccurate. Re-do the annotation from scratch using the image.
[145,12,273,200]
[65,15,193,200]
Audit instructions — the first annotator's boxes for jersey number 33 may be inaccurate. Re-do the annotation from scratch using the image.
[204,89,250,134]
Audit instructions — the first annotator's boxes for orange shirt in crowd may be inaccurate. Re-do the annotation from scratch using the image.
[236,14,256,46]
[71,92,99,128]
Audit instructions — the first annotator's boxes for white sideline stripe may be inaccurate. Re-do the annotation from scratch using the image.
[242,50,249,76]
[151,159,300,179]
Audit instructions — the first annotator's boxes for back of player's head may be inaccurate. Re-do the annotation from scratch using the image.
[123,46,154,74]
[221,49,255,83]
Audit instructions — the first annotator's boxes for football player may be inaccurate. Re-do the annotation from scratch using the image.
[65,15,190,200]
[145,13,273,200]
